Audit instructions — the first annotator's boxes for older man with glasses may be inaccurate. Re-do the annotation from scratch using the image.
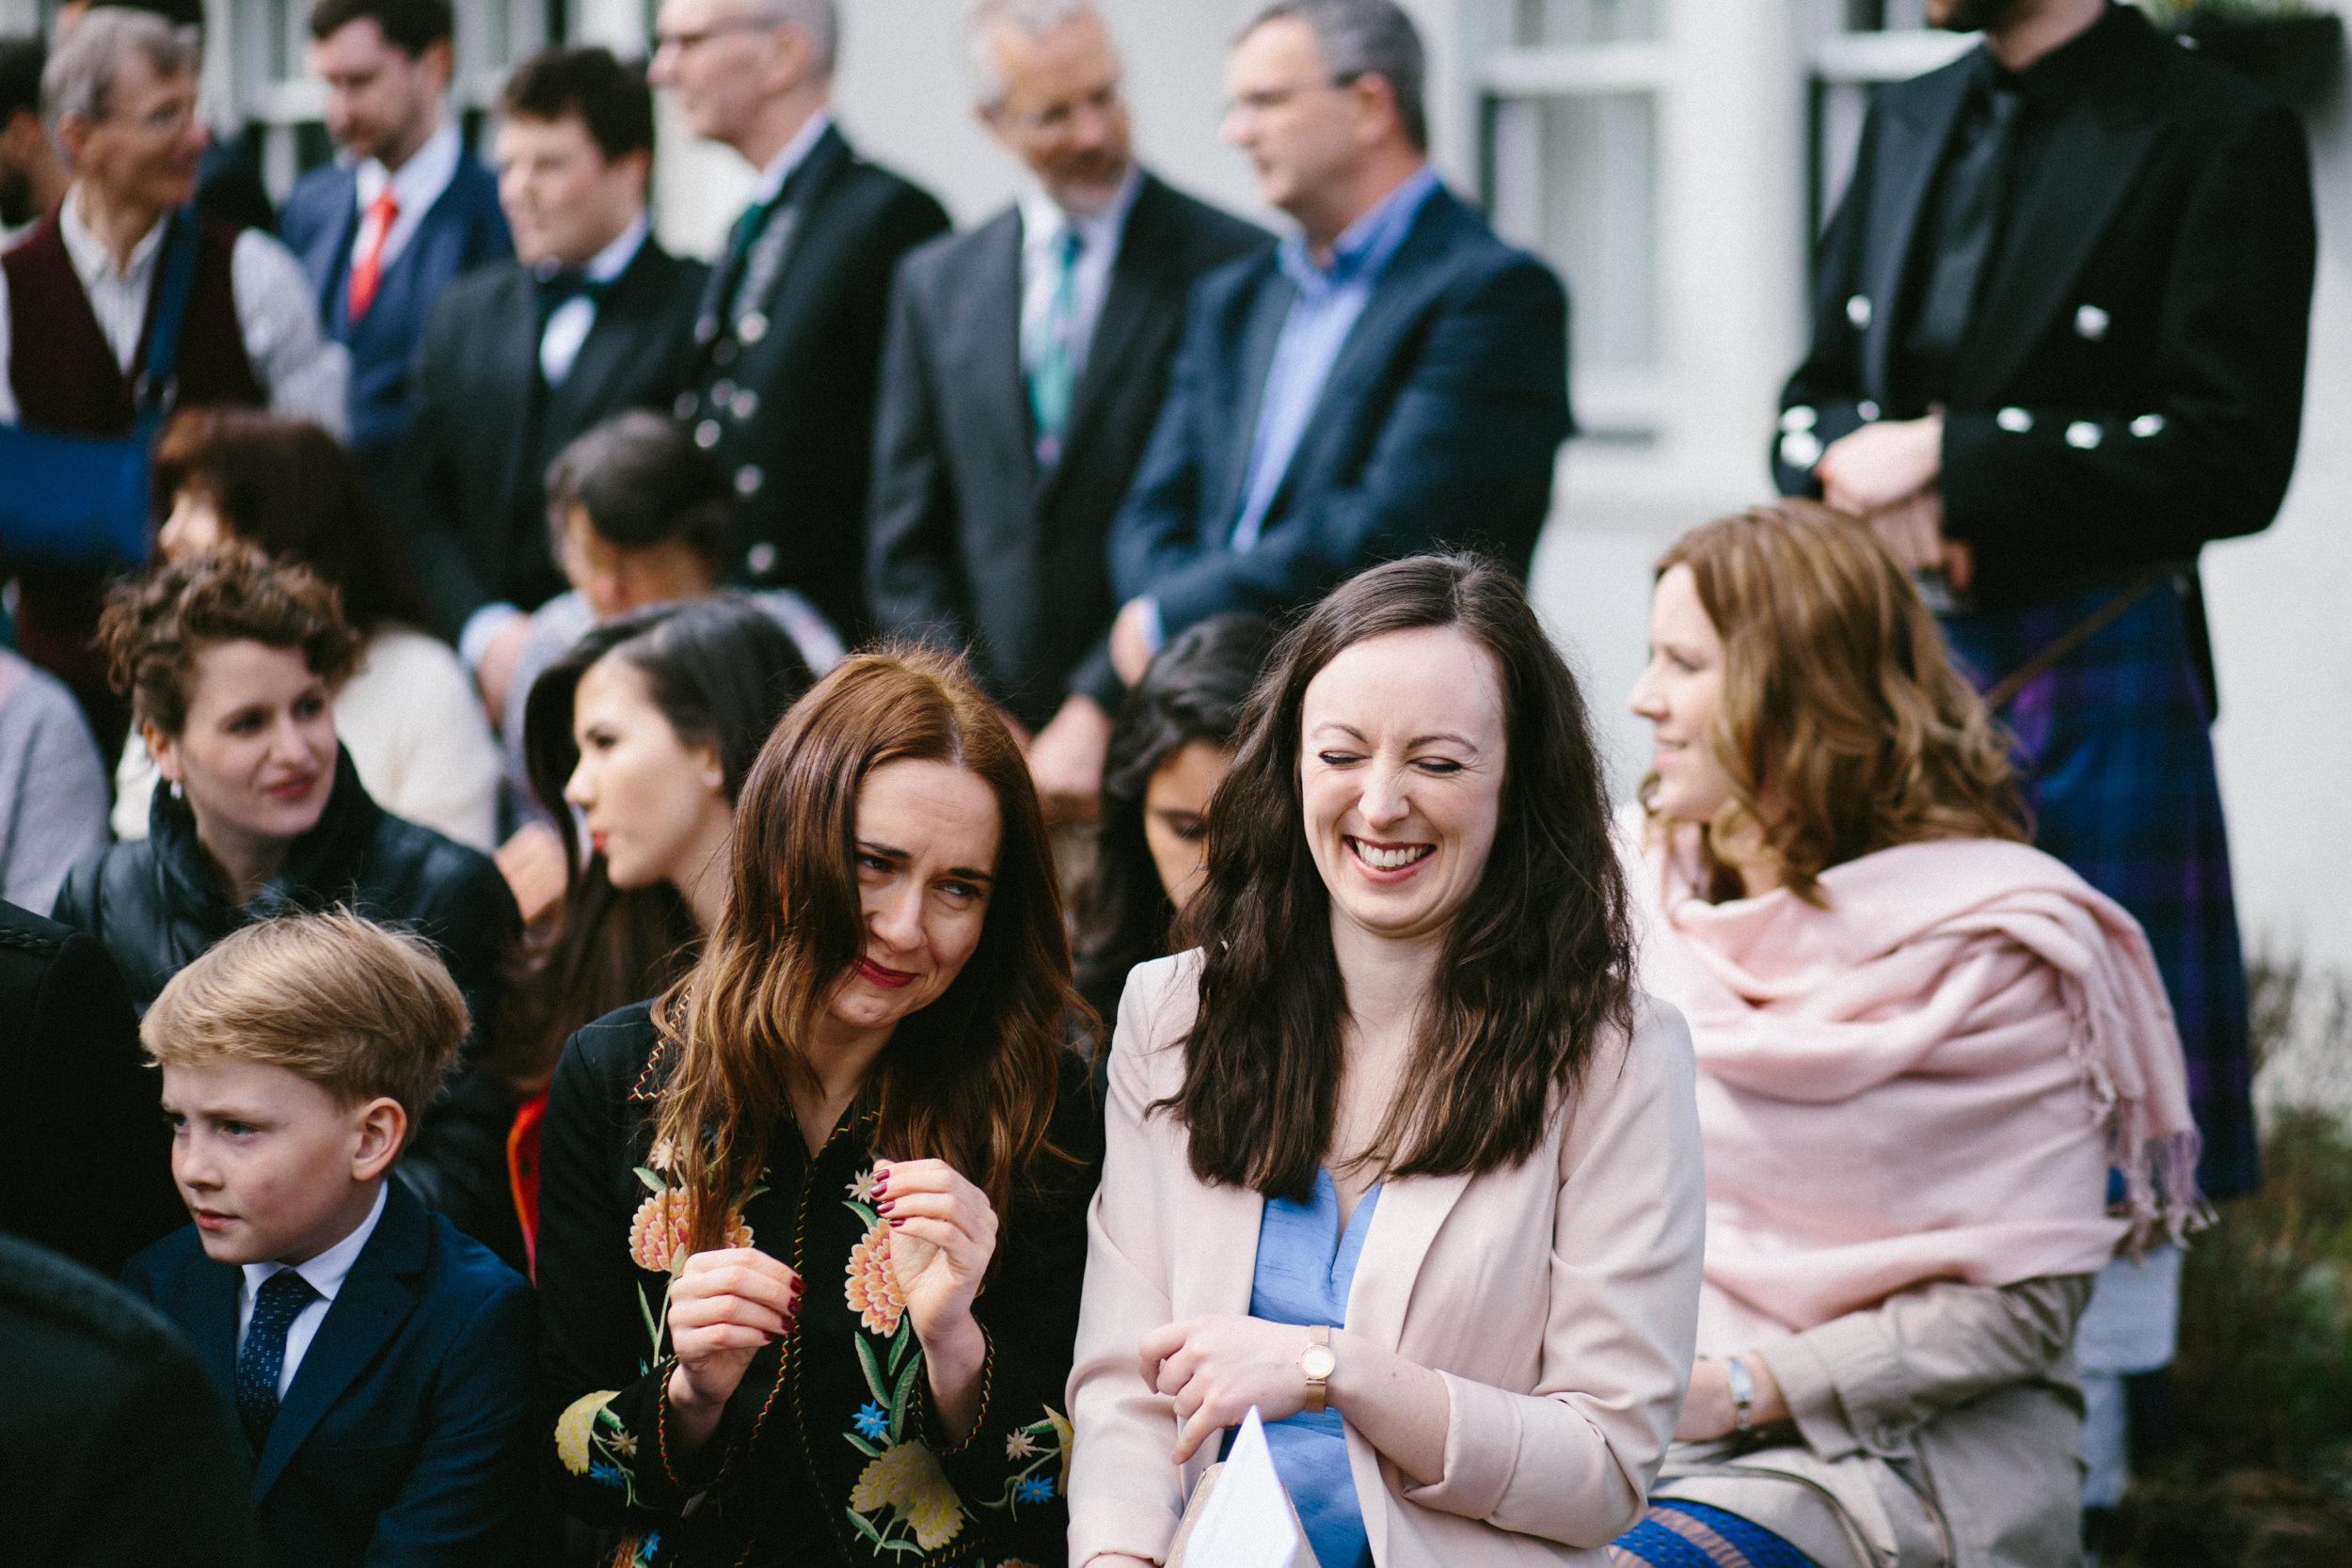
[651,0,947,644]
[1102,0,1573,698]
[0,8,343,756]
[866,0,1266,825]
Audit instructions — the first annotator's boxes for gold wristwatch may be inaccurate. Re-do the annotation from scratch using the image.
[1300,1325,1336,1415]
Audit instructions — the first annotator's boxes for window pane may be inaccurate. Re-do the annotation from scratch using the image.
[1492,0,1661,47]
[1489,91,1659,374]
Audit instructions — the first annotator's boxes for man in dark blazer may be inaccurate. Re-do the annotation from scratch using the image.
[0,899,183,1276]
[652,0,949,641]
[403,45,708,718]
[2,1234,258,1567]
[279,0,510,493]
[867,1,1265,818]
[1104,0,1570,700]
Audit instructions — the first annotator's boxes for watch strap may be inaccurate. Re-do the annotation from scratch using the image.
[1301,1324,1332,1415]
[1724,1355,1756,1433]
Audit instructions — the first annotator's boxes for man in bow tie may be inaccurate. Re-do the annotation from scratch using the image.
[400,45,710,721]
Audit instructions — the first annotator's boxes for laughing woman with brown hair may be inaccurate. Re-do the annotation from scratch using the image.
[534,647,1101,1568]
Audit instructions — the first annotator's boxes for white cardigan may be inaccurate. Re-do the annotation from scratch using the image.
[1067,951,1708,1566]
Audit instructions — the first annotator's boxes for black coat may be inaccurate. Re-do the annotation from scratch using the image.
[866,174,1269,726]
[0,899,183,1276]
[403,235,712,640]
[1774,3,2315,613]
[0,1234,259,1567]
[675,125,950,641]
[53,750,526,1267]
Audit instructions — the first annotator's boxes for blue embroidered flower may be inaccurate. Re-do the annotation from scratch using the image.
[853,1401,891,1441]
[632,1532,660,1565]
[590,1460,628,1490]
[1014,1474,1057,1506]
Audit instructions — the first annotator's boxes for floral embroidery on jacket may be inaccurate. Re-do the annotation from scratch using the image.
[839,1167,969,1556]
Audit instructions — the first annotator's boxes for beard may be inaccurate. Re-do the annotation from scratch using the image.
[1929,0,2030,33]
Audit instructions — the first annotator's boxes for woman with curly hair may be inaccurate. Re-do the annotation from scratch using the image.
[1611,500,2199,1568]
[1069,553,1707,1567]
[534,645,1100,1568]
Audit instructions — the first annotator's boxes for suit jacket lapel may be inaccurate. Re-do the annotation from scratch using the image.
[1964,71,2162,398]
[1175,1177,1264,1321]
[1859,63,1973,406]
[544,244,661,439]
[947,211,1032,502]
[484,268,545,514]
[1213,266,1296,535]
[190,1255,243,1425]
[252,1185,430,1500]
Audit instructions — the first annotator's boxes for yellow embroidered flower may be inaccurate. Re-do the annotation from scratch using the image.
[555,1390,618,1476]
[845,1221,906,1335]
[628,1190,752,1275]
[850,1443,963,1550]
[1004,1429,1039,1461]
[1048,1406,1074,1492]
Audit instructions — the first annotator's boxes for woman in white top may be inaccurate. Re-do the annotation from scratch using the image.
[113,409,501,850]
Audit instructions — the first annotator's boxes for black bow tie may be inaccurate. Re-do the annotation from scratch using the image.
[533,268,608,320]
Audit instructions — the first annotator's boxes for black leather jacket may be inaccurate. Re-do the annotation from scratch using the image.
[54,748,526,1266]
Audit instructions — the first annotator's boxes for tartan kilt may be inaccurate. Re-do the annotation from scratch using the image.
[1943,577,2259,1200]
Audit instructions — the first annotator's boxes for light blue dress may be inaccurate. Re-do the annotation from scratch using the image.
[1243,1166,1383,1568]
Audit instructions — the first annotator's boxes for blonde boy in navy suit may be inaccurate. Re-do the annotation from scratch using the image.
[123,911,533,1568]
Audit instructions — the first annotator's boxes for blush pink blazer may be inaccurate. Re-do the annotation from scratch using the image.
[1067,951,1708,1566]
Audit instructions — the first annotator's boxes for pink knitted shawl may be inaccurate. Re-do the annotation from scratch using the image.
[1629,820,2201,1349]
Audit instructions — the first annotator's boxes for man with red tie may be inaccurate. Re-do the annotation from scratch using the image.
[279,0,510,499]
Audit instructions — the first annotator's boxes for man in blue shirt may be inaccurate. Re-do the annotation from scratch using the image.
[1104,0,1572,689]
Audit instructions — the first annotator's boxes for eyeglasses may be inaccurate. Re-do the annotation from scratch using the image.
[650,17,779,54]
[1222,73,1361,121]
[995,83,1123,136]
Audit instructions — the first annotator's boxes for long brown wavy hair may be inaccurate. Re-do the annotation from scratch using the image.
[1646,499,2027,903]
[652,645,1083,1249]
[1168,554,1633,1200]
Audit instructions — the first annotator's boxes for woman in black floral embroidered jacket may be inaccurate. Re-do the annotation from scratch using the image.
[536,646,1102,1568]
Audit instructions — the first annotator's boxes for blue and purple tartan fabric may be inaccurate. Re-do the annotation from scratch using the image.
[1611,1498,1823,1567]
[1943,578,2259,1200]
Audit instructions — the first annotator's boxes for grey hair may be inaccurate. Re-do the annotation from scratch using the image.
[962,0,1095,106]
[1243,0,1425,151]
[43,8,199,132]
[742,0,838,77]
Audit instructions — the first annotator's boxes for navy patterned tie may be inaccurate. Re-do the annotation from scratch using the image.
[237,1269,320,1447]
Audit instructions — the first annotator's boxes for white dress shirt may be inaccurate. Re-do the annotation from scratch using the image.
[0,184,350,432]
[538,213,648,387]
[1016,164,1140,398]
[235,1182,389,1400]
[350,119,462,280]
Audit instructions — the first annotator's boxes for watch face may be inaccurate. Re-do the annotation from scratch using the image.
[1300,1345,1337,1381]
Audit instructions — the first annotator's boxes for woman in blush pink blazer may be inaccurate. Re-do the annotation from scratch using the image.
[1066,555,1708,1568]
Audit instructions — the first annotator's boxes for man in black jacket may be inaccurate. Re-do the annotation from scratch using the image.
[652,0,950,642]
[404,46,709,720]
[867,0,1266,819]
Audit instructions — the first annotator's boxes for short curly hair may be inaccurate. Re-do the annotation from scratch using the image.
[100,542,362,736]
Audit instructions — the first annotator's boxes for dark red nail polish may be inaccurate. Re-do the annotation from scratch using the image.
[879,1197,896,1213]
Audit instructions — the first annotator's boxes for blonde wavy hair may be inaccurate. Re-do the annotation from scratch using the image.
[1645,499,2027,903]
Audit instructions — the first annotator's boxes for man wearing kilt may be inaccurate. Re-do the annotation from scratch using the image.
[1770,0,2315,1532]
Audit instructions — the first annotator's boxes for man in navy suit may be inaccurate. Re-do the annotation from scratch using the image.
[122,911,532,1568]
[279,0,511,494]
[1104,0,1571,693]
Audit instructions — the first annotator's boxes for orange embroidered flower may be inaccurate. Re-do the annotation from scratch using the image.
[845,1221,906,1335]
[628,1190,752,1275]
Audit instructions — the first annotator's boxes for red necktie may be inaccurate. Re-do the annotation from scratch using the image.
[347,186,399,321]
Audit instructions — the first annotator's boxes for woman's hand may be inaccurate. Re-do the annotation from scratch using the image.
[664,1247,803,1451]
[877,1158,998,1440]
[1140,1315,1320,1463]
[1676,1353,1789,1442]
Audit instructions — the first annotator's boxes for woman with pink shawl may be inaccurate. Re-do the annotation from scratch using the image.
[1607,502,2200,1568]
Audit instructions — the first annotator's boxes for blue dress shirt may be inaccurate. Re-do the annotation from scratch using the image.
[1243,1167,1384,1568]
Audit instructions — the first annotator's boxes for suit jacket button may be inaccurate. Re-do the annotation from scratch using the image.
[1779,430,1824,470]
[736,465,764,497]
[1846,294,1872,329]
[711,378,737,404]
[2065,420,2104,450]
[738,310,769,343]
[1779,405,1817,434]
[2130,413,2167,437]
[694,420,722,449]
[2074,304,2110,341]
[1857,400,1880,420]
[1996,406,2034,434]
[733,388,759,419]
[674,391,698,420]
[746,541,778,575]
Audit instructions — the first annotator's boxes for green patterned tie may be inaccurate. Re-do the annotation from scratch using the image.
[1028,227,1083,464]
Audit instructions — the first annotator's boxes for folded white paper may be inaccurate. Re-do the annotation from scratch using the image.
[1176,1407,1322,1568]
